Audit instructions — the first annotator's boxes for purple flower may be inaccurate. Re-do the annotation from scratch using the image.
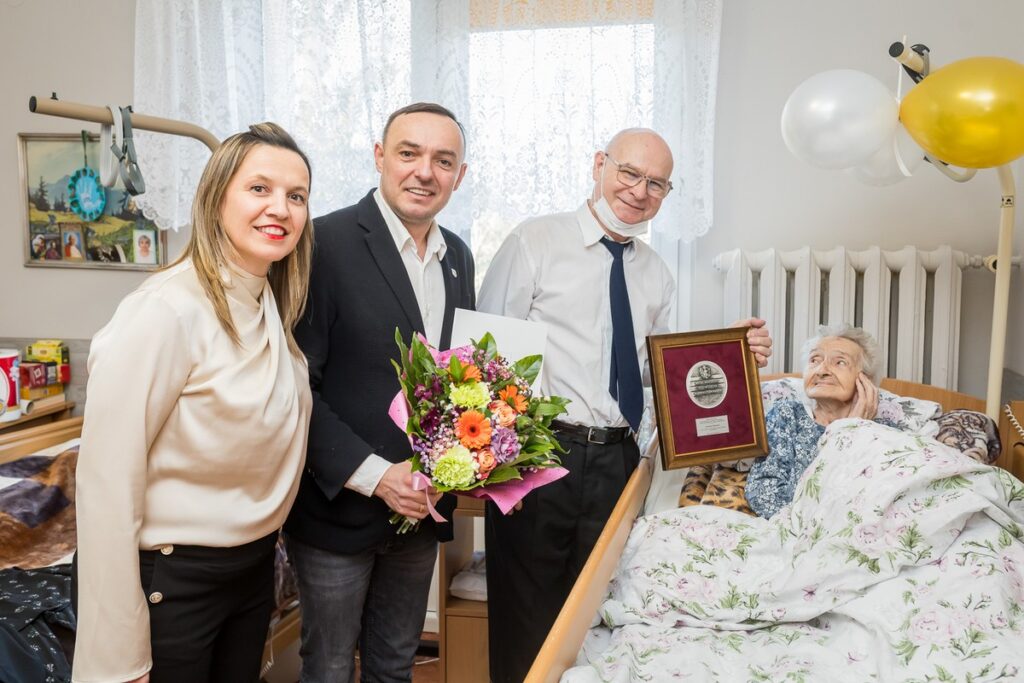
[420,408,442,436]
[413,376,443,402]
[491,426,521,463]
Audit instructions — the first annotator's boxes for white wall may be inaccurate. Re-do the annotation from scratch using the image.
[0,0,188,341]
[698,0,1024,398]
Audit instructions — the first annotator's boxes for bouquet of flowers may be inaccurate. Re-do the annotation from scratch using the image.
[388,330,570,532]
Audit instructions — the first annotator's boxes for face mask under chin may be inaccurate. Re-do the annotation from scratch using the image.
[591,163,650,239]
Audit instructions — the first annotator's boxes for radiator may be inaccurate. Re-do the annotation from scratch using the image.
[712,245,987,389]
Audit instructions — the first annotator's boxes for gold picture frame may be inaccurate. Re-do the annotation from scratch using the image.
[19,133,167,271]
[647,327,768,470]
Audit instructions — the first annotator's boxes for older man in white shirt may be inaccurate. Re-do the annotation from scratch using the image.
[478,128,772,683]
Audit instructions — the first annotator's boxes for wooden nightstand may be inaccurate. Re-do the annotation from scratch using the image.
[438,496,488,682]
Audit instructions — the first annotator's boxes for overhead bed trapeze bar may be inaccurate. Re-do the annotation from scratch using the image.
[29,94,220,152]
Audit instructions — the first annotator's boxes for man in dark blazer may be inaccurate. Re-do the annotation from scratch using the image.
[285,102,475,682]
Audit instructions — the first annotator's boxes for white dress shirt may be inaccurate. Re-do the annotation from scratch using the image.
[345,190,449,496]
[478,202,676,428]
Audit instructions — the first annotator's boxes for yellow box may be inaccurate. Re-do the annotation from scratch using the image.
[21,383,64,400]
[25,340,69,364]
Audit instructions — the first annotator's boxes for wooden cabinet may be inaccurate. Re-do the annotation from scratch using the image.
[438,496,488,682]
[0,401,74,435]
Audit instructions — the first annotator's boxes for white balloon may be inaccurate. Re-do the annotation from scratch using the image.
[781,69,899,170]
[849,124,926,186]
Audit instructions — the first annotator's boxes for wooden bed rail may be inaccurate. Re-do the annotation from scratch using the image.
[525,456,654,682]
[998,401,1024,481]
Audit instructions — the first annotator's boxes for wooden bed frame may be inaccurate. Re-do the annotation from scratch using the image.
[524,378,1024,682]
[0,416,302,675]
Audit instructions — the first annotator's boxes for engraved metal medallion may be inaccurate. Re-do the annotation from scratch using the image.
[686,361,727,409]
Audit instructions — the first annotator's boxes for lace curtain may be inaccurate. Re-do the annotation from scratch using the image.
[133,0,722,265]
[133,0,265,232]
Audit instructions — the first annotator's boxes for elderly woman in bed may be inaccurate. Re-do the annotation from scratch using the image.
[746,324,900,519]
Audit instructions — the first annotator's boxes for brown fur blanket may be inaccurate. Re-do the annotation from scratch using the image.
[0,447,79,570]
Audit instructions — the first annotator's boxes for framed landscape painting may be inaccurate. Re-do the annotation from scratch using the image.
[19,133,167,271]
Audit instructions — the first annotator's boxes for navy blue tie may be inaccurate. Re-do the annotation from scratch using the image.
[600,237,643,432]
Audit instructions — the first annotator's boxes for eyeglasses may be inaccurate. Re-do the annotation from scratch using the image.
[603,153,673,198]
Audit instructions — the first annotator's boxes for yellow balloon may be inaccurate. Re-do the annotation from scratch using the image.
[900,56,1024,168]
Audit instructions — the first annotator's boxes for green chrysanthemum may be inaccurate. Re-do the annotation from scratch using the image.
[433,445,476,488]
[449,381,491,410]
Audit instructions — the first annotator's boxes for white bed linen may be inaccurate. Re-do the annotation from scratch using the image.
[564,420,1024,682]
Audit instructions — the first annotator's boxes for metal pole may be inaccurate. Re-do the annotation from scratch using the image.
[29,95,219,151]
[985,164,1016,418]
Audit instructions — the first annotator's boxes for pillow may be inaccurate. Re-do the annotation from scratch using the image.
[450,550,487,601]
[678,464,754,515]
[759,377,942,433]
[933,409,1001,465]
[759,376,802,412]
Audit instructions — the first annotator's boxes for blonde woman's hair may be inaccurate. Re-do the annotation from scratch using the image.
[169,122,313,357]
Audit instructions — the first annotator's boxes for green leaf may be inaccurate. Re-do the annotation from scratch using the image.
[476,332,498,361]
[483,466,524,485]
[512,354,543,385]
[929,475,971,491]
[448,356,465,384]
[532,400,568,417]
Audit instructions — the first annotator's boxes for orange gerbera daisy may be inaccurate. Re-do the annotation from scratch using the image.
[462,364,482,382]
[499,385,528,413]
[456,410,492,449]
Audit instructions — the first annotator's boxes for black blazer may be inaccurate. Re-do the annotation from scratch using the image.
[284,190,476,554]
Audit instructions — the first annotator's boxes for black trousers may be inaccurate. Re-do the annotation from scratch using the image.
[485,433,640,683]
[73,532,277,683]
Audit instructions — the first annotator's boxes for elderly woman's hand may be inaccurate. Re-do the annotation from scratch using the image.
[849,372,879,420]
[730,317,773,368]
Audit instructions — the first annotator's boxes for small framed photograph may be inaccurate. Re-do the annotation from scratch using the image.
[19,133,167,271]
[60,223,85,261]
[647,327,768,470]
[132,228,157,264]
[38,233,62,261]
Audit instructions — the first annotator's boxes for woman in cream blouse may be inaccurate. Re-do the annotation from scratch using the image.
[73,123,314,683]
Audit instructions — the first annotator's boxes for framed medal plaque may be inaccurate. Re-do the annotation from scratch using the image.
[647,327,768,470]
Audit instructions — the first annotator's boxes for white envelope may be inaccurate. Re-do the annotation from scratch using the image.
[450,309,549,390]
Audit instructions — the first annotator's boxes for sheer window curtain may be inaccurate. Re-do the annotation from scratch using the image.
[133,0,721,326]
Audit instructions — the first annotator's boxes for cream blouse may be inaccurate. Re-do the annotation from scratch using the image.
[72,260,311,683]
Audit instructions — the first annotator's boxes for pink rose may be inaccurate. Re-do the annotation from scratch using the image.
[908,610,957,646]
[488,401,517,428]
[704,527,740,551]
[476,448,497,478]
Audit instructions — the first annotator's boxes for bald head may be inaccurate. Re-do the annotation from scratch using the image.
[605,128,674,172]
[591,128,674,235]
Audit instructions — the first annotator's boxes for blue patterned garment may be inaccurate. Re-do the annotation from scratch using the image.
[746,400,898,519]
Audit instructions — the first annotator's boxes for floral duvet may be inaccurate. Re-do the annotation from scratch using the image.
[563,419,1024,682]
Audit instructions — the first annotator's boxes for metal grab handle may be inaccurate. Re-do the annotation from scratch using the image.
[29,94,219,151]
